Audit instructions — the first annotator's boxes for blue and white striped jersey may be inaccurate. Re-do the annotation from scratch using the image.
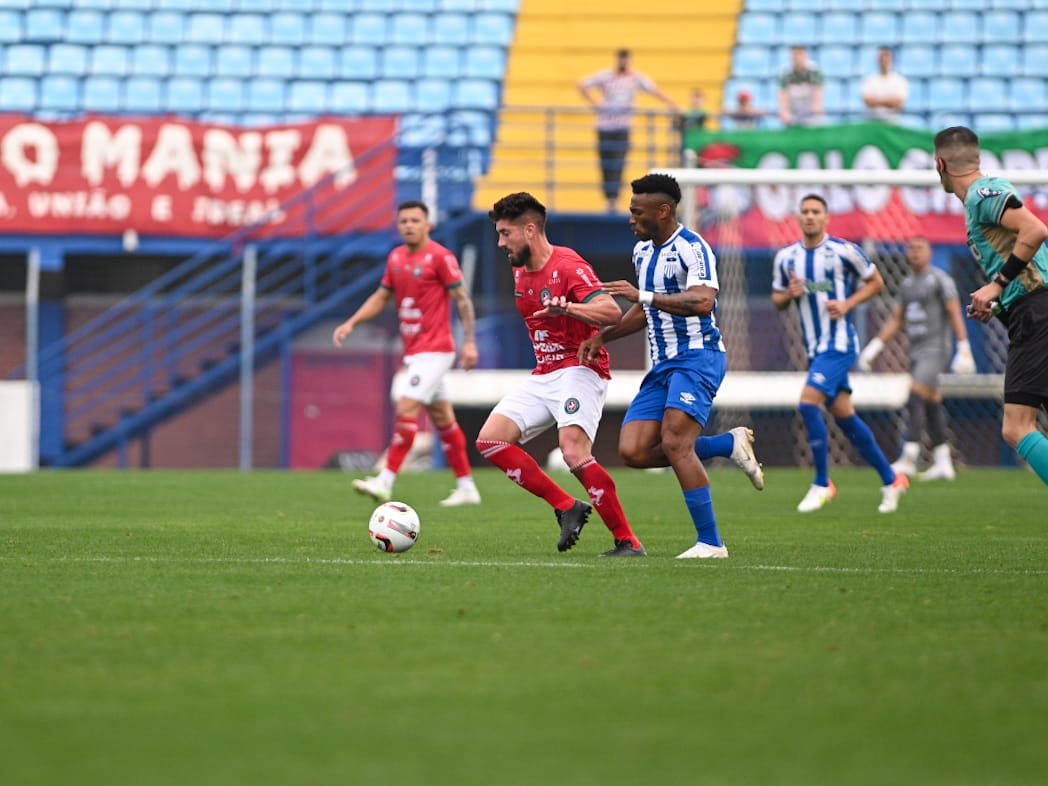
[772,235,877,358]
[633,224,725,366]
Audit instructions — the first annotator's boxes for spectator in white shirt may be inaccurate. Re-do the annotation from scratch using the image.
[862,47,909,123]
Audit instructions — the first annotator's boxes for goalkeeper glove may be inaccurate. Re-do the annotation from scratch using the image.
[950,340,976,374]
[857,337,885,372]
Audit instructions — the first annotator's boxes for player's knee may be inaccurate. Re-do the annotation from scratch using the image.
[1001,421,1024,449]
[618,443,648,467]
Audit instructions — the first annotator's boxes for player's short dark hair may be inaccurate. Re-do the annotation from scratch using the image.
[617,48,630,59]
[397,200,429,215]
[488,192,547,228]
[934,126,979,150]
[799,193,828,210]
[631,173,682,205]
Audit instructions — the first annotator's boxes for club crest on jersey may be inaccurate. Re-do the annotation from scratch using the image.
[409,375,421,387]
[564,397,580,414]
[540,288,552,303]
[413,267,422,278]
[978,187,1003,198]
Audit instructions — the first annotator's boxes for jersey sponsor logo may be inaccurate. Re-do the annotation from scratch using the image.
[564,397,580,414]
[534,329,549,342]
[805,279,834,293]
[575,267,595,287]
[678,391,696,405]
[552,270,560,280]
[978,187,1003,198]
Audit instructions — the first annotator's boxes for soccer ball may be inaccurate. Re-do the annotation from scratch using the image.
[368,501,421,553]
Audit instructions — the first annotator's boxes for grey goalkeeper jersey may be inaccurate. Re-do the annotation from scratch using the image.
[898,267,959,353]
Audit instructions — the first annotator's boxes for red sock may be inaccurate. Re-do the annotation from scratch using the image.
[385,416,418,474]
[476,440,575,511]
[439,422,472,479]
[573,458,642,547]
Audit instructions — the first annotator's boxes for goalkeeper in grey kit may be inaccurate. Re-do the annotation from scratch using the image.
[858,236,975,480]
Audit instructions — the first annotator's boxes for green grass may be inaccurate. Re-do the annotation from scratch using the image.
[1,467,1046,786]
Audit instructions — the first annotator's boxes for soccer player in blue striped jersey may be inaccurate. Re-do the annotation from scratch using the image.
[579,173,764,559]
[772,193,909,514]
[934,126,1048,486]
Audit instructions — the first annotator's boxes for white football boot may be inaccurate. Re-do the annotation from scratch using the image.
[919,444,956,481]
[729,427,765,490]
[878,473,910,513]
[797,481,837,513]
[439,485,482,507]
[352,475,392,503]
[676,541,730,559]
[890,442,920,477]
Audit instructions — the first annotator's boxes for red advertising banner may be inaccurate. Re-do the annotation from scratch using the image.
[0,114,397,238]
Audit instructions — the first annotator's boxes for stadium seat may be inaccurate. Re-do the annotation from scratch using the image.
[471,13,514,45]
[976,114,1014,132]
[39,75,79,111]
[432,13,469,45]
[371,79,413,113]
[949,0,986,9]
[940,44,978,76]
[298,46,336,79]
[130,44,169,77]
[65,11,105,44]
[4,44,45,75]
[968,77,1009,111]
[287,80,328,113]
[269,12,305,45]
[817,14,856,46]
[980,45,1019,77]
[926,77,966,112]
[781,13,816,45]
[82,76,121,111]
[992,0,1031,8]
[746,0,785,9]
[859,12,896,45]
[900,12,936,45]
[185,13,225,45]
[422,47,460,79]
[307,13,346,46]
[228,14,266,45]
[905,78,928,112]
[1021,44,1048,76]
[897,45,936,78]
[940,13,978,44]
[166,77,204,113]
[464,46,506,79]
[448,110,493,146]
[737,14,777,46]
[330,81,369,113]
[1023,13,1048,42]
[256,46,294,78]
[454,78,498,110]
[106,10,145,44]
[982,11,1020,41]
[1016,113,1048,129]
[414,78,453,113]
[49,43,88,76]
[733,46,771,78]
[382,46,419,79]
[340,46,378,80]
[814,46,854,78]
[0,76,35,111]
[146,12,184,45]
[174,44,211,78]
[215,45,253,77]
[24,9,64,42]
[351,13,387,45]
[246,78,284,112]
[390,13,428,46]
[1009,77,1046,110]
[90,45,130,76]
[124,76,163,112]
[399,113,446,147]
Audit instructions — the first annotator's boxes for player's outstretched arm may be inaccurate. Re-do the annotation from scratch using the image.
[332,287,391,347]
[450,286,478,370]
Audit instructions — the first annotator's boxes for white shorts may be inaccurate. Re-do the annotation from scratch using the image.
[391,352,455,405]
[492,366,609,444]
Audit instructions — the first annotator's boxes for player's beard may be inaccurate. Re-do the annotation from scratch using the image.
[509,245,531,268]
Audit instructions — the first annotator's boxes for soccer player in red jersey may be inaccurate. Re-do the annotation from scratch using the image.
[333,200,481,507]
[476,192,646,556]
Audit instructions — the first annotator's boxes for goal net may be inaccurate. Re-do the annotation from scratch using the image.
[654,166,1048,471]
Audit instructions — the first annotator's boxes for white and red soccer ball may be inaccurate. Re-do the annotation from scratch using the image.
[368,501,420,553]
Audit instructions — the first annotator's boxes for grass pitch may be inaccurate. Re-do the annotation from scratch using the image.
[1,467,1046,786]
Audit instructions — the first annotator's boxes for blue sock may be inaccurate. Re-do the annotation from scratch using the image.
[696,433,734,460]
[836,415,895,485]
[799,403,830,487]
[683,485,722,547]
[1016,432,1048,486]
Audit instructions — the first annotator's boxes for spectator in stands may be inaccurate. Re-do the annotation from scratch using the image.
[861,47,909,123]
[858,236,975,481]
[579,49,679,213]
[333,200,482,508]
[724,89,763,129]
[679,88,710,135]
[778,45,824,127]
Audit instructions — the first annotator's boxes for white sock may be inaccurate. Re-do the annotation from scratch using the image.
[457,476,477,492]
[377,468,396,489]
[900,441,920,462]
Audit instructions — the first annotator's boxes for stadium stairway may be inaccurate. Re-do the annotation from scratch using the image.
[473,0,742,214]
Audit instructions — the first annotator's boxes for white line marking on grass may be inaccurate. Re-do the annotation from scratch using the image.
[744,564,1048,576]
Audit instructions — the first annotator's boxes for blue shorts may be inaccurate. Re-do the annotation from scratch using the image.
[805,350,856,403]
[623,349,727,428]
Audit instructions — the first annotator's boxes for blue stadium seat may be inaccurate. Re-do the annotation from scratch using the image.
[0,76,35,111]
[900,12,936,45]
[49,43,88,75]
[448,110,493,146]
[65,11,105,44]
[316,0,355,10]
[982,11,1020,40]
[967,77,1009,111]
[24,9,64,42]
[82,76,121,111]
[174,44,211,77]
[733,46,771,78]
[228,14,266,45]
[737,13,777,46]
[1023,13,1048,42]
[110,0,153,9]
[897,45,936,78]
[976,114,1015,132]
[0,11,21,43]
[949,0,986,9]
[454,78,497,110]
[992,0,1032,8]
[940,12,978,43]
[256,46,294,78]
[204,78,243,112]
[288,80,327,113]
[330,81,369,113]
[234,0,275,12]
[39,75,79,111]
[107,10,145,44]
[166,77,203,113]
[940,44,978,76]
[308,13,345,46]
[351,13,387,45]
[746,0,785,9]
[781,12,817,45]
[298,46,336,79]
[131,44,170,77]
[905,78,927,112]
[1021,44,1048,76]
[215,45,253,77]
[400,113,447,147]
[124,76,163,112]
[471,13,514,45]
[422,47,460,78]
[247,78,284,112]
[464,46,506,79]
[815,46,854,78]
[859,12,895,45]
[926,77,966,112]
[1016,113,1048,130]
[414,78,453,113]
[146,12,184,45]
[980,45,1019,77]
[371,79,413,113]
[90,45,130,76]
[269,12,305,45]
[390,13,428,45]
[185,13,224,44]
[432,13,469,45]
[1009,77,1046,110]
[818,13,856,46]
[340,46,378,79]
[382,46,419,79]
[4,44,45,75]
[400,0,440,9]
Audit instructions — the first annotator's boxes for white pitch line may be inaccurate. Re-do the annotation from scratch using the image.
[1,554,1047,576]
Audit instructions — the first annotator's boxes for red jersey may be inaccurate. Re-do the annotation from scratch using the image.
[381,240,464,355]
[513,246,612,380]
